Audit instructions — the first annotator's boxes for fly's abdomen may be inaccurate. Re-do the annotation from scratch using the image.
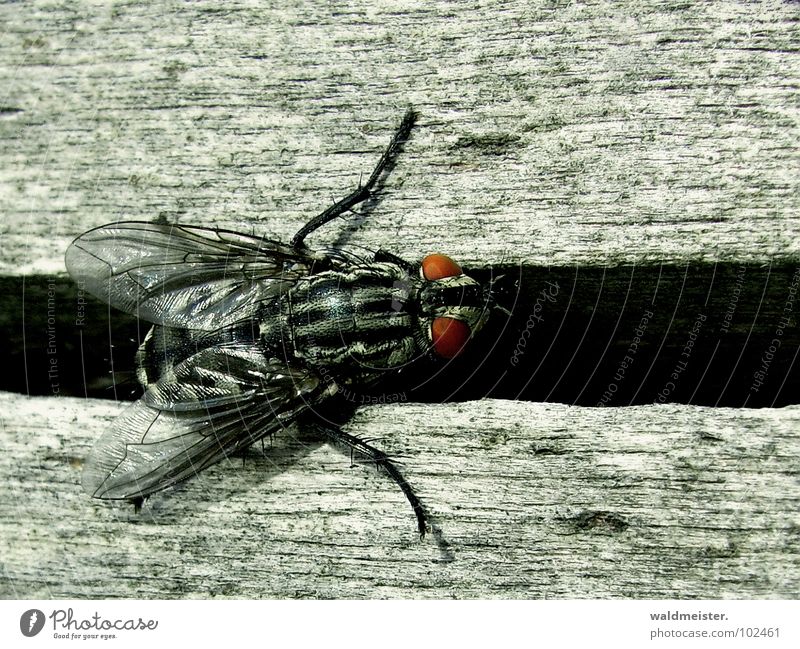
[137,322,260,389]
[285,264,417,374]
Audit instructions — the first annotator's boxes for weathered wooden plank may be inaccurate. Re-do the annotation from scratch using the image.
[0,1,798,273]
[0,393,798,599]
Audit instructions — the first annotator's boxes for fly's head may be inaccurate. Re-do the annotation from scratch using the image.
[413,253,492,359]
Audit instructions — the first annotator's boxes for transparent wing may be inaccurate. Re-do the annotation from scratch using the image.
[65,221,317,330]
[82,343,327,499]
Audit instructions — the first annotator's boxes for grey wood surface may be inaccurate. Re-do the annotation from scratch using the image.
[1,1,799,599]
[1,393,798,599]
[0,1,798,271]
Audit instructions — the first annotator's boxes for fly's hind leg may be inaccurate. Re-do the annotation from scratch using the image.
[291,108,418,249]
[310,419,430,539]
[130,496,146,513]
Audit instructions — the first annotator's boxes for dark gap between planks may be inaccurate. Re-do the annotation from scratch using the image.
[1,261,797,407]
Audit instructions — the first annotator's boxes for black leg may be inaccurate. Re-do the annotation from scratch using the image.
[291,108,418,249]
[310,419,430,538]
[374,248,416,274]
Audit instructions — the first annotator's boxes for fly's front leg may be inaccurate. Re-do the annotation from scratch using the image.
[374,249,416,274]
[291,108,418,249]
[308,418,430,538]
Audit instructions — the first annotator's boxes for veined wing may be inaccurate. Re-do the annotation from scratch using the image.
[65,221,317,330]
[83,343,328,500]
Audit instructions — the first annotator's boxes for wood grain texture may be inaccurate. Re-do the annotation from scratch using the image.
[1,1,799,600]
[0,1,798,272]
[1,393,798,599]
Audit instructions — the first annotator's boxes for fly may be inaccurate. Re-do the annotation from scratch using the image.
[66,109,494,538]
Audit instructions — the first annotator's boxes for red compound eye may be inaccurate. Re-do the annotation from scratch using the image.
[431,317,471,359]
[422,253,462,280]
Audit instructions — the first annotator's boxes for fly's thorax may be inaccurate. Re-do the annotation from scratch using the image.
[260,254,493,372]
[282,262,420,374]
